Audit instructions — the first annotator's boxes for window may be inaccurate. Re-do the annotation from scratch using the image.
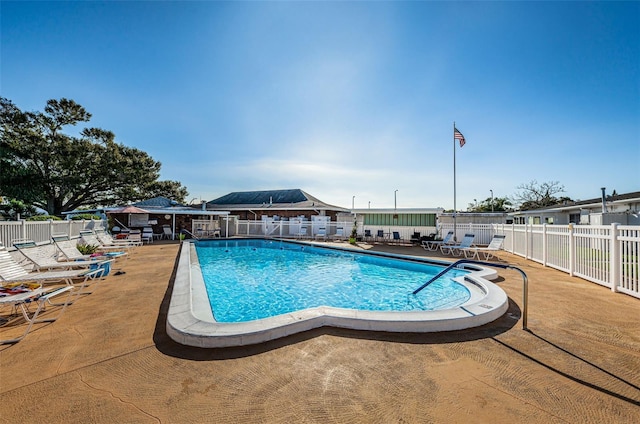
[363,213,436,227]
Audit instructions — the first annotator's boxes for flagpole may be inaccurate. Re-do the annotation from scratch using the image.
[453,121,457,242]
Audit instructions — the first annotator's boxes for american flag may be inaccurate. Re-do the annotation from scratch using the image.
[454,127,466,147]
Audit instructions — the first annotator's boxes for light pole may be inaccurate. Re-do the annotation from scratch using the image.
[394,189,398,210]
[368,201,371,209]
[490,190,494,212]
[352,195,355,210]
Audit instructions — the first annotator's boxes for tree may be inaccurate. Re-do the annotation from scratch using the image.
[0,198,37,220]
[0,97,188,215]
[512,180,568,210]
[467,196,512,212]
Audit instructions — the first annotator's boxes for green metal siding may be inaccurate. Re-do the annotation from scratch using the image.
[363,213,436,227]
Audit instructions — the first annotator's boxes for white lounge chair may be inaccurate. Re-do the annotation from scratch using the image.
[440,233,476,256]
[462,235,506,260]
[93,229,142,247]
[0,284,74,344]
[0,243,107,297]
[13,240,109,271]
[422,231,454,251]
[52,234,127,261]
[80,230,137,253]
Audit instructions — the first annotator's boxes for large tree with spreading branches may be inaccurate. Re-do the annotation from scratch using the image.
[0,97,188,216]
[512,180,571,210]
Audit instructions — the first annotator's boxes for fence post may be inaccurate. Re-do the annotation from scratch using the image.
[568,223,575,276]
[20,219,27,241]
[542,223,547,267]
[610,223,619,293]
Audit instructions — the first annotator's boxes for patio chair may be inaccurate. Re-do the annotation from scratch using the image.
[440,233,476,256]
[142,227,154,244]
[332,227,345,241]
[0,284,74,344]
[52,235,127,261]
[296,227,308,239]
[315,227,327,241]
[391,232,406,245]
[410,232,421,245]
[13,240,110,271]
[422,231,454,251]
[162,225,173,240]
[376,230,386,243]
[461,235,506,260]
[364,229,373,242]
[0,243,107,297]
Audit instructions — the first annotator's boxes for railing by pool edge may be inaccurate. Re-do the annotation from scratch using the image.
[412,259,529,330]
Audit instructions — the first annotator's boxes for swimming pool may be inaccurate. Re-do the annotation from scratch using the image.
[196,239,471,322]
[167,240,509,348]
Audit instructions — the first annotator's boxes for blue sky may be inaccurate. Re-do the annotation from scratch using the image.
[2,1,638,210]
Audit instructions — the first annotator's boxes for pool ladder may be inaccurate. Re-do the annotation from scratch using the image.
[412,259,528,330]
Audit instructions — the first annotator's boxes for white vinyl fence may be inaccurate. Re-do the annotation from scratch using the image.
[234,220,438,242]
[0,219,107,248]
[494,223,640,299]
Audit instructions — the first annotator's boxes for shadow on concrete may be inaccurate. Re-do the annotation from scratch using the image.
[492,333,640,407]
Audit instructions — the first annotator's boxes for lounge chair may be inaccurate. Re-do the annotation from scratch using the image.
[0,243,107,297]
[162,225,173,240]
[52,234,127,261]
[13,240,110,271]
[440,233,476,256]
[80,230,137,253]
[315,227,327,241]
[0,284,74,344]
[422,231,454,251]
[94,229,142,247]
[462,235,506,260]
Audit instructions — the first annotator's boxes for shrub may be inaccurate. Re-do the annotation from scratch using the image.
[77,244,99,254]
[70,213,102,220]
[27,215,62,221]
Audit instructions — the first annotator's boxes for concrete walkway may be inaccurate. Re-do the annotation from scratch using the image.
[1,241,638,423]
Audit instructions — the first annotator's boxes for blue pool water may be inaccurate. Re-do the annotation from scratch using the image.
[195,239,470,323]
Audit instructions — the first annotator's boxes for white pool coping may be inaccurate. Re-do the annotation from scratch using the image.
[167,241,509,348]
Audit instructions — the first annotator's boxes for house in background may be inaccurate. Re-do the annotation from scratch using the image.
[509,190,640,225]
[205,189,348,220]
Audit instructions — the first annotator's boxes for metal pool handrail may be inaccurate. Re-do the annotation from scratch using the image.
[411,259,528,330]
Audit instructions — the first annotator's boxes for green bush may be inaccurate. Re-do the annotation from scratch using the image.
[27,215,62,221]
[76,244,99,254]
[70,213,102,220]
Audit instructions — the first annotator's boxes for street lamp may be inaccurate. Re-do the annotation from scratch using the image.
[394,189,398,210]
[368,201,371,209]
[490,190,494,212]
[352,195,355,210]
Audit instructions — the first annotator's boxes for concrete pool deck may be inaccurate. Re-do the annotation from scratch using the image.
[1,240,638,423]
